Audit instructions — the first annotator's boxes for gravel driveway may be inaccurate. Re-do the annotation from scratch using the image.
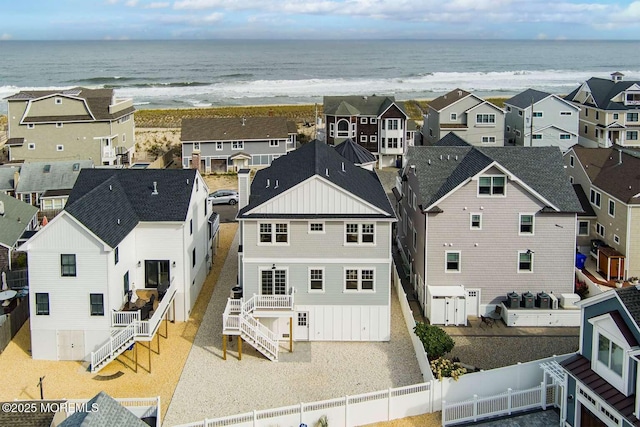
[163,230,423,426]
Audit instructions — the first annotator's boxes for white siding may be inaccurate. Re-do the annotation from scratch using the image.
[296,305,390,341]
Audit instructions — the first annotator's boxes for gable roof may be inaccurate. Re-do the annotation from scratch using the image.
[238,140,394,218]
[333,138,377,165]
[0,193,38,248]
[434,133,471,147]
[505,89,552,109]
[0,165,19,192]
[406,145,582,213]
[0,400,63,427]
[323,95,407,117]
[571,146,640,204]
[615,286,640,333]
[59,392,148,427]
[427,89,472,111]
[15,160,94,194]
[5,87,135,121]
[566,77,640,110]
[181,116,292,142]
[64,169,197,248]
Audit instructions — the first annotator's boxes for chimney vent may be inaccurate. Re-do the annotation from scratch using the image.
[117,218,121,225]
[326,168,329,177]
[0,201,4,216]
[341,162,345,172]
[274,180,279,189]
[242,117,246,126]
[152,181,158,195]
[266,179,270,188]
[428,159,431,165]
[440,155,443,161]
[618,149,622,165]
[109,184,112,191]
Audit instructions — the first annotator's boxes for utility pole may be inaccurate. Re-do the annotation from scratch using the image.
[37,376,45,400]
[529,98,534,147]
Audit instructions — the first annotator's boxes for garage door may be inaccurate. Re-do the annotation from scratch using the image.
[210,159,227,173]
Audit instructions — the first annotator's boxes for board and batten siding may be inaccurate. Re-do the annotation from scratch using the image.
[296,304,390,341]
[27,214,111,360]
[628,206,640,278]
[426,174,575,305]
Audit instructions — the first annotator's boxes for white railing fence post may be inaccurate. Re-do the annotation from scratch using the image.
[299,402,304,426]
[540,380,546,410]
[442,400,447,425]
[472,394,478,422]
[507,388,512,415]
[345,395,349,427]
[252,409,257,427]
[387,387,392,421]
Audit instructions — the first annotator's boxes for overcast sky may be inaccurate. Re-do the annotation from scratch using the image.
[1,0,640,40]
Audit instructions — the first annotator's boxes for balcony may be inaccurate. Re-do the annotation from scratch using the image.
[102,147,117,163]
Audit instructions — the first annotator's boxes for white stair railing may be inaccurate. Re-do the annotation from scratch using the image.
[90,322,136,372]
[112,310,140,327]
[239,315,279,361]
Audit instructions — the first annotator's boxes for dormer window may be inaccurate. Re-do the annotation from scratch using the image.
[589,313,633,395]
[478,175,505,196]
[625,92,640,106]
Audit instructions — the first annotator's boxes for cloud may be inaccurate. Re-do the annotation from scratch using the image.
[144,2,170,8]
[609,1,640,23]
[105,0,119,4]
[203,12,223,22]
[0,33,12,40]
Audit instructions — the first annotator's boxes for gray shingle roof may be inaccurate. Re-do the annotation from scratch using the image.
[427,89,471,111]
[323,95,407,117]
[59,392,148,427]
[333,138,377,165]
[566,77,640,110]
[434,133,471,147]
[64,169,197,248]
[0,165,19,191]
[616,287,640,333]
[15,160,94,194]
[181,117,291,142]
[239,140,395,218]
[505,89,552,109]
[0,193,38,248]
[0,400,62,427]
[406,145,582,212]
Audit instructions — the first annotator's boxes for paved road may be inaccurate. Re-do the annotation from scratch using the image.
[211,202,238,223]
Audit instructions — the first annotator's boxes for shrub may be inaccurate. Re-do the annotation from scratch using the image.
[430,357,467,381]
[575,279,588,299]
[413,322,455,360]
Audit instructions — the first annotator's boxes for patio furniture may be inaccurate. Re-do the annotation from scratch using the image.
[140,294,156,320]
[480,315,494,328]
[157,281,169,301]
[490,305,503,320]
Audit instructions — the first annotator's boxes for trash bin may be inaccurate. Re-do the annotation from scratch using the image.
[575,253,587,269]
[230,286,243,299]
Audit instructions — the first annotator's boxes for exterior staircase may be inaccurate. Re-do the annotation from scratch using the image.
[89,281,177,373]
[222,289,294,362]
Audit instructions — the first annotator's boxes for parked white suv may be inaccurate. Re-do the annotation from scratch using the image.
[208,189,239,205]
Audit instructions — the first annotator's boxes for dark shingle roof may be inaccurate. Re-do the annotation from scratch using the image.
[427,89,471,111]
[566,77,640,110]
[59,392,148,427]
[572,147,640,204]
[181,117,290,142]
[0,400,63,427]
[239,140,394,218]
[406,145,582,212]
[616,286,640,331]
[333,138,377,165]
[323,95,407,117]
[434,133,471,147]
[5,88,134,121]
[505,89,552,109]
[64,169,197,247]
[573,184,596,217]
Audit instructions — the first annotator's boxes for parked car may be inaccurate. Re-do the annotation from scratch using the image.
[208,189,239,205]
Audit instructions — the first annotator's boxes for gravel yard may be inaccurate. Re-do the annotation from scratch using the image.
[163,230,424,426]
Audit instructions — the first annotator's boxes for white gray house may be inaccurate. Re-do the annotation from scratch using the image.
[222,140,396,361]
[395,144,582,325]
[504,88,580,151]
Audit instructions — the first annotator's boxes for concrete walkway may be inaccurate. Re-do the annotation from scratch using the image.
[163,230,423,426]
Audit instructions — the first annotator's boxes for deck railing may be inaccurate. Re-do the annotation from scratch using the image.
[91,322,136,371]
[112,310,140,327]
[239,315,278,360]
[136,279,177,341]
[242,288,295,313]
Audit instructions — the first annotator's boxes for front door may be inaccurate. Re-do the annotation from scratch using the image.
[295,312,309,340]
[57,330,84,360]
[145,260,170,288]
[579,403,607,427]
[261,269,286,295]
[466,289,480,317]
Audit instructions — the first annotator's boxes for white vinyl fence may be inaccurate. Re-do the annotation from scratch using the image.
[174,383,432,427]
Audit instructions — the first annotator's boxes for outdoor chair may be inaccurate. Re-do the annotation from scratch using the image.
[480,315,494,328]
[490,305,503,320]
[140,294,156,320]
[157,281,169,301]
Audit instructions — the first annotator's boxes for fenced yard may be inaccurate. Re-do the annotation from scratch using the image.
[0,297,29,353]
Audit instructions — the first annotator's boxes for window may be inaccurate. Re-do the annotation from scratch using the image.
[532,111,543,118]
[56,144,64,151]
[515,130,521,137]
[232,141,244,150]
[585,108,589,117]
[429,128,433,137]
[518,251,533,272]
[476,114,496,124]
[360,117,368,124]
[28,143,36,150]
[90,294,104,316]
[360,135,367,143]
[216,142,223,151]
[115,247,119,264]
[345,223,375,244]
[506,126,511,133]
[193,142,200,151]
[337,119,350,137]
[481,136,496,144]
[560,111,572,116]
[569,176,574,183]
[584,125,588,134]
[275,224,288,243]
[596,111,599,120]
[613,113,619,120]
[608,199,615,217]
[519,214,534,235]
[261,269,287,295]
[269,139,279,147]
[55,98,62,104]
[596,222,605,238]
[446,252,460,272]
[569,155,574,167]
[370,135,377,142]
[627,112,639,122]
[614,234,620,245]
[259,223,288,244]
[627,131,639,140]
[590,189,601,208]
[123,271,130,296]
[412,228,417,249]
[598,334,623,376]
[309,268,324,291]
[344,268,375,291]
[518,110,523,117]
[61,254,76,277]
[192,248,196,267]
[450,113,457,121]
[560,134,571,140]
[531,134,542,140]
[370,118,377,124]
[36,293,50,315]
[386,119,400,130]
[478,176,505,196]
[309,222,324,233]
[470,213,482,230]
[259,224,272,243]
[578,220,589,236]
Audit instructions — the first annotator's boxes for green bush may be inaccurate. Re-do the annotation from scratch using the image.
[413,322,455,360]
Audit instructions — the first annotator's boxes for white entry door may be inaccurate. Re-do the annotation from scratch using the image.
[466,289,480,318]
[445,297,466,326]
[294,312,309,340]
[57,330,85,360]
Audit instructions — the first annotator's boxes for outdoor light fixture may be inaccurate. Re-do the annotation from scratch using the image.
[272,264,276,270]
[172,261,176,267]
[137,261,141,267]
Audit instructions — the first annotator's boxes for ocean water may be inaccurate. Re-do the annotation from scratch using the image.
[1,39,639,114]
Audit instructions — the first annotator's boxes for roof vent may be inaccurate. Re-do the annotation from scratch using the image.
[186,178,189,185]
[274,180,279,189]
[109,184,112,191]
[455,155,458,161]
[458,90,462,96]
[447,154,450,161]
[242,117,246,126]
[152,181,158,195]
[266,179,270,188]
[43,165,51,173]
[326,168,329,177]
[72,163,80,171]
[440,155,443,161]
[341,162,345,172]
[428,159,431,165]
[0,201,4,216]
[117,218,121,225]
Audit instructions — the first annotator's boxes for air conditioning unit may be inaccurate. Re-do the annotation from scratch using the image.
[549,293,559,310]
[560,293,581,309]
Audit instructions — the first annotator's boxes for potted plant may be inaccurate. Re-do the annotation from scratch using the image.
[630,277,639,285]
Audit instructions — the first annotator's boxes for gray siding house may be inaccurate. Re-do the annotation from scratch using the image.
[4,88,135,165]
[396,144,581,325]
[424,89,505,146]
[224,141,396,360]
[0,193,38,270]
[504,89,580,151]
[181,117,297,173]
[558,286,640,426]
